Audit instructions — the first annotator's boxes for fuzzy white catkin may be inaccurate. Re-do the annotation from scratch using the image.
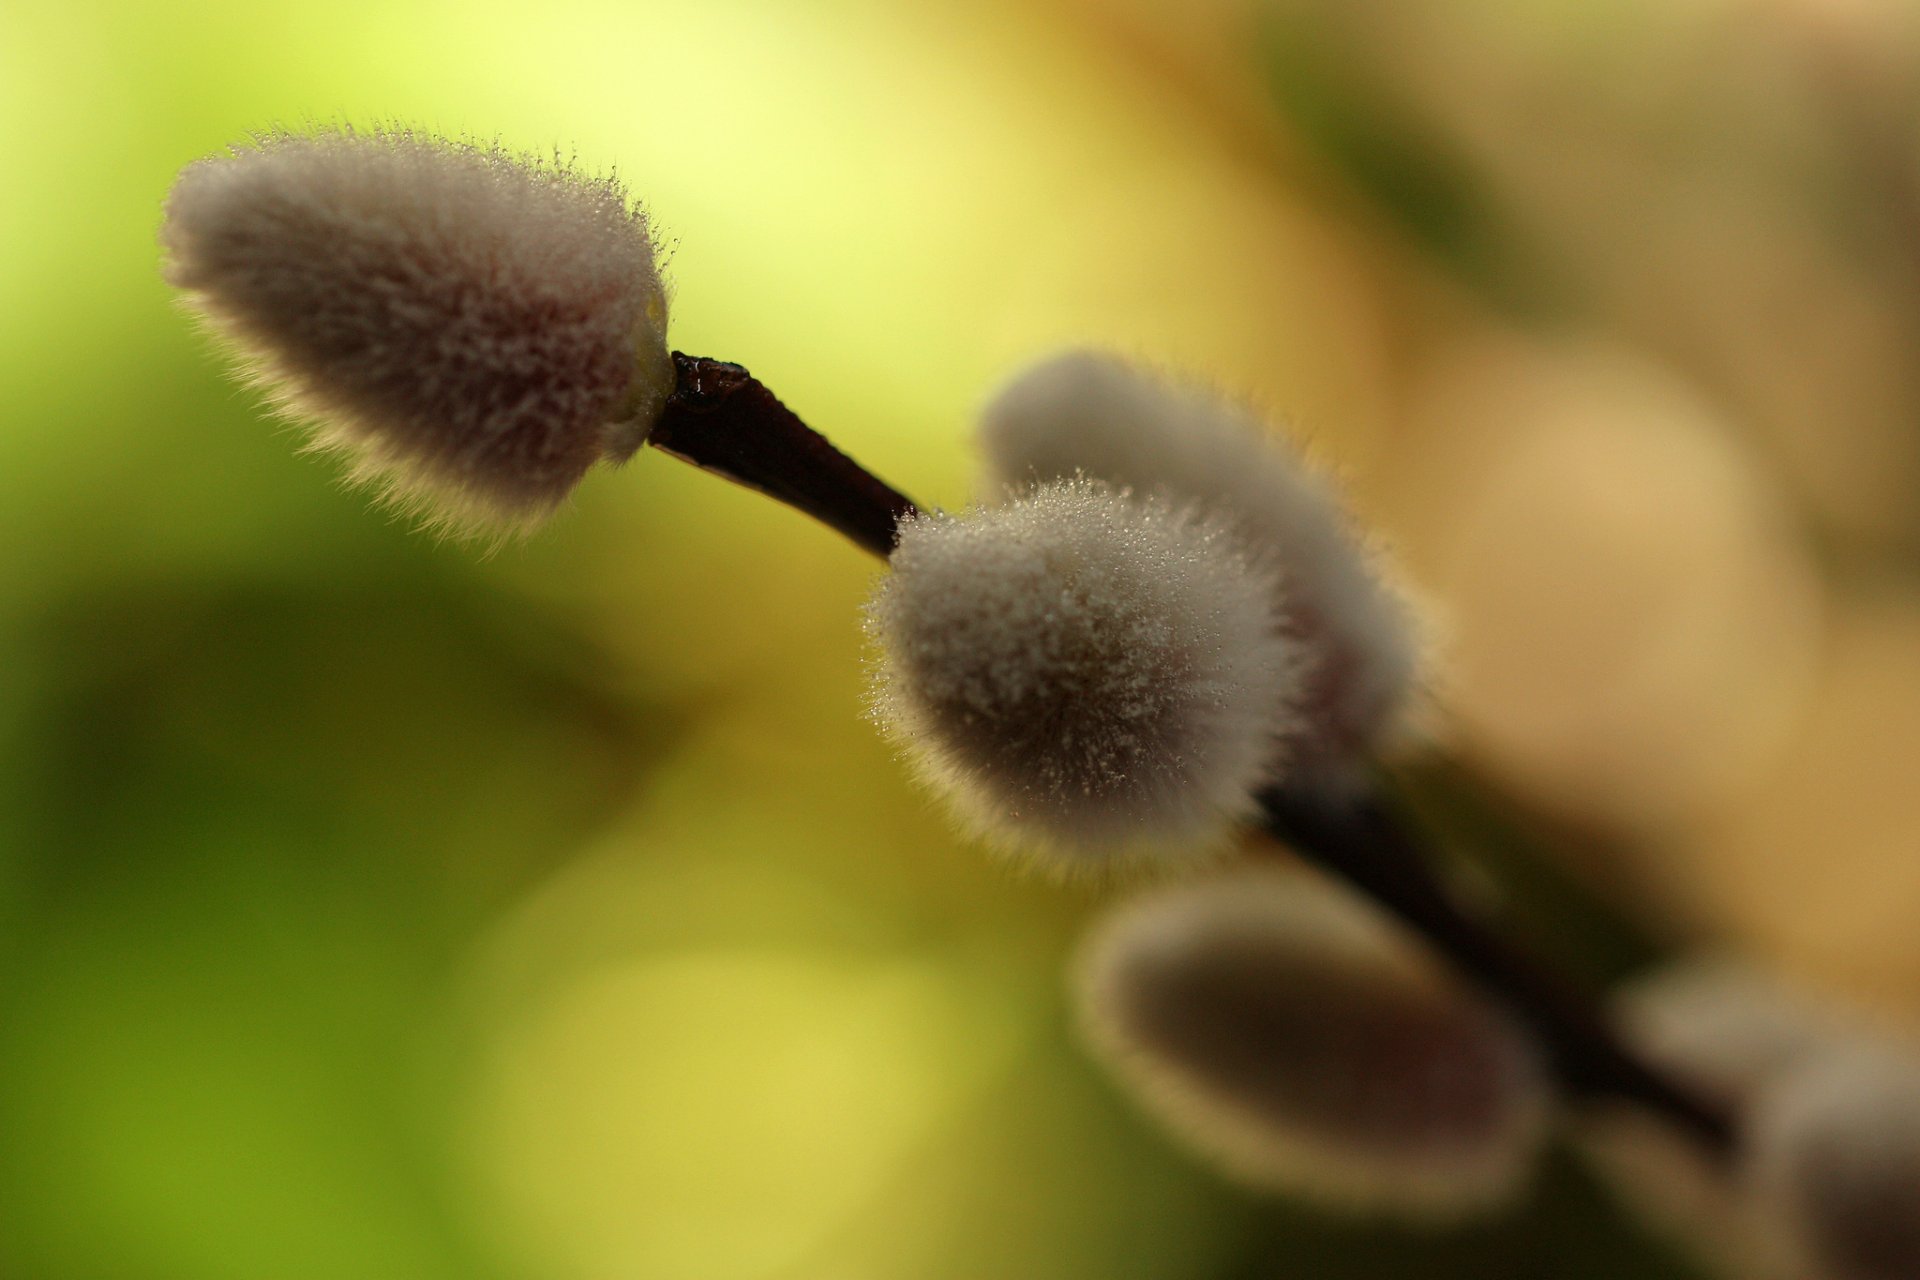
[1074,866,1551,1218]
[980,351,1417,762]
[161,126,673,529]
[865,478,1299,870]
[1750,1049,1920,1280]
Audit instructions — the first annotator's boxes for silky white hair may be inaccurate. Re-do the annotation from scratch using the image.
[980,351,1417,761]
[1074,865,1550,1218]
[161,126,673,531]
[866,478,1300,871]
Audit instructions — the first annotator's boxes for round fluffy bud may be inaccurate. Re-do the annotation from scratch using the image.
[161,126,673,529]
[1750,1049,1920,1280]
[865,478,1299,870]
[980,351,1417,761]
[1075,866,1551,1217]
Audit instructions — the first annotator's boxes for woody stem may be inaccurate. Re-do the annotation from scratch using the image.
[644,351,1736,1158]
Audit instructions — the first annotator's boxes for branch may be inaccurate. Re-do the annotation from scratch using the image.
[1259,781,1735,1155]
[646,353,919,557]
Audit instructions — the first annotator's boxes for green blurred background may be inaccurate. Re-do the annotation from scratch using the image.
[8,0,1920,1275]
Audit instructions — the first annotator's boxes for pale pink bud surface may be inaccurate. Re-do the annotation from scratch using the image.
[161,127,673,528]
[980,351,1417,763]
[865,479,1300,870]
[1075,867,1551,1217]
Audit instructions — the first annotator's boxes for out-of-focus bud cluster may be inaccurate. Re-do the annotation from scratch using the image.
[1584,958,1920,1280]
[1081,0,1920,1021]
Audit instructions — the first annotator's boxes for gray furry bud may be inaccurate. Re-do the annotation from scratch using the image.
[1075,867,1551,1216]
[865,479,1300,870]
[1751,1049,1920,1280]
[1585,959,1908,1280]
[981,351,1417,762]
[161,126,673,529]
[1615,958,1842,1104]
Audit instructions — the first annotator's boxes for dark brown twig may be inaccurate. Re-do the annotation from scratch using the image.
[646,352,919,557]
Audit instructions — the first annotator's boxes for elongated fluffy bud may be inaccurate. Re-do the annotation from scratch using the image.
[161,127,673,529]
[1614,958,1843,1103]
[1751,1048,1920,1280]
[1075,867,1551,1217]
[1581,959,1878,1280]
[980,352,1416,762]
[865,479,1299,870]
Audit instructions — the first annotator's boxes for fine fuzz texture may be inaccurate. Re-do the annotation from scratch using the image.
[866,479,1298,870]
[161,126,673,529]
[1750,1049,1920,1280]
[1075,867,1551,1218]
[981,351,1417,761]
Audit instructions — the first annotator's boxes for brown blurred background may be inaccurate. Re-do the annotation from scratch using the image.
[4,0,1918,1275]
